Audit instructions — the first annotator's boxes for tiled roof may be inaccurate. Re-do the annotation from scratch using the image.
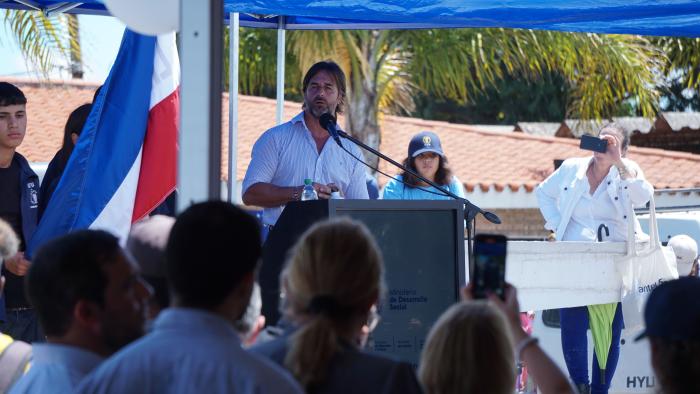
[7,77,700,193]
[376,114,700,192]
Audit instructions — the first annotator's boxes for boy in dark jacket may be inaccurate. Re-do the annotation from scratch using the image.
[0,82,42,342]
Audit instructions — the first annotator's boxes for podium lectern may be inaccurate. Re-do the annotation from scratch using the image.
[261,199,465,364]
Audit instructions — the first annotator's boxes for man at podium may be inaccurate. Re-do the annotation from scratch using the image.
[242,61,369,232]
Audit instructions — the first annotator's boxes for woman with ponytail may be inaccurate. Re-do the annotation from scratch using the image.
[252,218,421,394]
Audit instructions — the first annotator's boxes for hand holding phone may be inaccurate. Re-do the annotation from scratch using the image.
[580,134,608,153]
[472,234,507,300]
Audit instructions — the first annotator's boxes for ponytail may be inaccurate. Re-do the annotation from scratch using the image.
[285,314,338,389]
[281,218,385,390]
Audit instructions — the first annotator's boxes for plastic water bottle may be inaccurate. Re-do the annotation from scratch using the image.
[301,178,318,201]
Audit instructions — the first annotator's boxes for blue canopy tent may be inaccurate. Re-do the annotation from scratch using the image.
[2,0,700,204]
[4,0,700,36]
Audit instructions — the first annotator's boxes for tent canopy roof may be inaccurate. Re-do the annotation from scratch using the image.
[2,0,700,36]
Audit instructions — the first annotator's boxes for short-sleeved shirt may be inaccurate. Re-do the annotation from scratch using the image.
[242,112,369,226]
[382,174,465,200]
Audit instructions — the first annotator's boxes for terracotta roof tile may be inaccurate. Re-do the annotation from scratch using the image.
[6,77,700,193]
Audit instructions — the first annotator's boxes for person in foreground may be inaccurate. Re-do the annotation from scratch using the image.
[252,218,422,394]
[78,201,303,394]
[536,123,653,394]
[635,277,700,394]
[419,283,575,394]
[10,230,151,393]
[382,131,465,200]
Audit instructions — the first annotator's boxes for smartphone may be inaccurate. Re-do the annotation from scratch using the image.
[580,134,608,153]
[472,234,507,300]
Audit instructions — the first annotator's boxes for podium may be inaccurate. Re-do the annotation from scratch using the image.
[261,199,465,364]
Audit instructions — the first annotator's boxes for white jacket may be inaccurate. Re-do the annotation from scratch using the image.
[536,156,654,240]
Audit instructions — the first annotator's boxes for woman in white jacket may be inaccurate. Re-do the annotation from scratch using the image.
[536,123,653,394]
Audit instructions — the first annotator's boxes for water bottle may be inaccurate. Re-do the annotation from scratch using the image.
[301,178,318,201]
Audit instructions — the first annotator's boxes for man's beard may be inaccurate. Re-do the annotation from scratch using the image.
[305,97,333,118]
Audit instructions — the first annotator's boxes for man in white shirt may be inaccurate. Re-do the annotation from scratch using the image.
[242,60,369,228]
[78,202,303,394]
[10,230,152,393]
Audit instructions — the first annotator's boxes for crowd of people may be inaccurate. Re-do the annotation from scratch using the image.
[0,206,698,393]
[1,58,700,393]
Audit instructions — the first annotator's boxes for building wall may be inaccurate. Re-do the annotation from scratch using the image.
[475,208,547,239]
[631,128,700,154]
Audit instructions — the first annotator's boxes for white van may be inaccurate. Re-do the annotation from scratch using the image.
[530,209,699,394]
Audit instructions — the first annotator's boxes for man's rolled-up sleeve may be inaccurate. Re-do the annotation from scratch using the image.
[242,131,278,194]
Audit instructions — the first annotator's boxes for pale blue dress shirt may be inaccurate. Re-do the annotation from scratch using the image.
[242,112,369,226]
[10,344,103,394]
[382,175,465,200]
[77,308,303,394]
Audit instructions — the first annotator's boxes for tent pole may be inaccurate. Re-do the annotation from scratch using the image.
[227,12,240,203]
[178,0,223,212]
[275,17,286,125]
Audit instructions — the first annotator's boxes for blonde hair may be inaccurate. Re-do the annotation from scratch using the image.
[282,218,384,390]
[419,301,516,394]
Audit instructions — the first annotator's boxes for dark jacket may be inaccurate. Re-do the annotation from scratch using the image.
[0,153,39,321]
[251,329,423,394]
[14,153,39,248]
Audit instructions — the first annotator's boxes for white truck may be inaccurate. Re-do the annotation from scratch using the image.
[529,207,700,394]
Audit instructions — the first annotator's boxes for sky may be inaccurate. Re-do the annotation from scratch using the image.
[0,14,125,82]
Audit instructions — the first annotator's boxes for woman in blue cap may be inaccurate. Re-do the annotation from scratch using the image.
[382,131,465,200]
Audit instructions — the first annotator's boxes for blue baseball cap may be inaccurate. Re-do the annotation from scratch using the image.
[408,131,444,158]
[635,277,700,342]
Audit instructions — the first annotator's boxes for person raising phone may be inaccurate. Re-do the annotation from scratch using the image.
[535,123,653,394]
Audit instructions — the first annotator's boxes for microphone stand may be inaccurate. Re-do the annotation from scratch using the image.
[335,128,501,275]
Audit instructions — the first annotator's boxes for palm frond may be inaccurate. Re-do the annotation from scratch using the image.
[2,9,73,76]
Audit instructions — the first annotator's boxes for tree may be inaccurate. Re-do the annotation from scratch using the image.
[413,71,570,124]
[2,9,81,77]
[653,37,700,111]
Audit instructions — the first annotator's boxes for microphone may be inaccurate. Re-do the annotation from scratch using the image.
[319,113,343,147]
[482,210,502,225]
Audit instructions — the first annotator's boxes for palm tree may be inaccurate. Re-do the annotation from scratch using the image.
[2,9,81,77]
[231,28,663,170]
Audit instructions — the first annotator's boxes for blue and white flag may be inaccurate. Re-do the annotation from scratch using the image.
[28,29,179,256]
